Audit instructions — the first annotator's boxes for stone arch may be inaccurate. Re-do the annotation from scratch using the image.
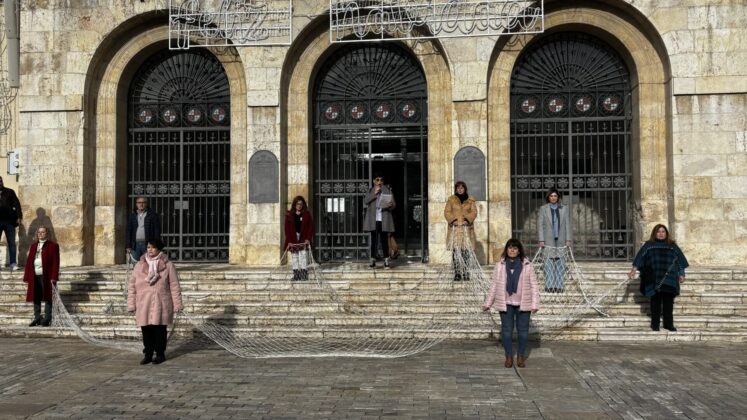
[85,22,247,264]
[486,5,671,262]
[282,17,453,263]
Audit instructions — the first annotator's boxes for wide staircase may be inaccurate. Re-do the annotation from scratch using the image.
[1,263,746,342]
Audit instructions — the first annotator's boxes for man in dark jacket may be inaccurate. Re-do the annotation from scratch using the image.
[24,226,60,326]
[0,176,22,271]
[125,197,161,263]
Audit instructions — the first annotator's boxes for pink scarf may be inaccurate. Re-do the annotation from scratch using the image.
[145,252,162,286]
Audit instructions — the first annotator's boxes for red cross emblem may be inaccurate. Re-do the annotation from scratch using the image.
[521,98,537,114]
[575,96,592,112]
[547,97,564,113]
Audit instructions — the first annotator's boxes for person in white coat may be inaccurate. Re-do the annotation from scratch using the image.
[537,188,572,292]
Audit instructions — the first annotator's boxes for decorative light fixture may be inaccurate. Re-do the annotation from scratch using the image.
[330,0,544,42]
[169,0,293,49]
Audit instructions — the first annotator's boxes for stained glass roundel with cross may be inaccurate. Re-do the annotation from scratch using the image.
[128,49,231,262]
[509,32,633,260]
[313,44,429,263]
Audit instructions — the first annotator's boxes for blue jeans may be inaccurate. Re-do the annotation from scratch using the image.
[130,241,147,263]
[0,221,17,265]
[499,305,531,357]
[544,257,565,290]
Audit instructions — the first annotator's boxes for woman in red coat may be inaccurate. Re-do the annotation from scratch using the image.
[283,196,314,281]
[23,226,60,327]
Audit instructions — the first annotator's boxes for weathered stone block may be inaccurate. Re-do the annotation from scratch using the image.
[712,176,747,198]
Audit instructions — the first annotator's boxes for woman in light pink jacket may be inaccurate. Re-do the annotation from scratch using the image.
[127,238,183,365]
[483,239,540,368]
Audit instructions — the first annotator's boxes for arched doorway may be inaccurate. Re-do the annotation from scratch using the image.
[510,32,633,260]
[312,44,428,262]
[128,49,231,262]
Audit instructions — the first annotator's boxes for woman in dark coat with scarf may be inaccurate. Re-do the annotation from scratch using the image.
[284,196,314,281]
[629,224,688,331]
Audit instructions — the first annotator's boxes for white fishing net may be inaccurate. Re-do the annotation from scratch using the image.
[50,233,628,358]
[526,246,629,332]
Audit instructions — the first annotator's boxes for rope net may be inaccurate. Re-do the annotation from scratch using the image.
[50,231,628,358]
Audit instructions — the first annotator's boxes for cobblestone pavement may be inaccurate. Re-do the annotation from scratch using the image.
[1,338,746,419]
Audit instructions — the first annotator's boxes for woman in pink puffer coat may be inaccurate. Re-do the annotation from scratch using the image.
[483,238,539,369]
[127,238,183,365]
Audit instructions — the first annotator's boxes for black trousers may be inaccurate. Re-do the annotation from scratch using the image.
[33,275,52,322]
[451,249,470,279]
[650,292,675,328]
[141,325,168,356]
[370,221,389,259]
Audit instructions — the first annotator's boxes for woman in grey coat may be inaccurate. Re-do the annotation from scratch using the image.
[537,188,572,292]
[362,174,396,268]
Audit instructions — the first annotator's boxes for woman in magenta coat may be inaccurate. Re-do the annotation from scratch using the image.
[283,195,314,281]
[483,238,540,368]
[127,238,183,365]
[23,226,60,327]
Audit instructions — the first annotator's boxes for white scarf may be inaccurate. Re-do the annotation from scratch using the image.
[145,252,163,286]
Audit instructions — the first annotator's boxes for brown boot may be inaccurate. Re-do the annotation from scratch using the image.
[504,356,513,368]
[516,355,526,368]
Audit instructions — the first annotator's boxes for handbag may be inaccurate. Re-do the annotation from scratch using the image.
[388,234,399,259]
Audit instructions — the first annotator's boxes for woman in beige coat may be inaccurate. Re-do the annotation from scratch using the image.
[127,238,183,365]
[444,181,477,280]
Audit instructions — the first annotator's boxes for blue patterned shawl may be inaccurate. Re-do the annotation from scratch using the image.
[632,240,689,297]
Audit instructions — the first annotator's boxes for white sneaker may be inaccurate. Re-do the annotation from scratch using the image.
[9,264,18,272]
[384,258,390,269]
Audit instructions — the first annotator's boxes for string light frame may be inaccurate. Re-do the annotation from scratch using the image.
[168,0,293,49]
[329,0,544,43]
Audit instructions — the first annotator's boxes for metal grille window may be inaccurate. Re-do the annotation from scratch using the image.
[128,49,230,262]
[510,32,633,260]
[313,44,428,262]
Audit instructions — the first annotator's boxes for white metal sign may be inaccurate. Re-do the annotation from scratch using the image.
[169,0,293,49]
[330,0,544,42]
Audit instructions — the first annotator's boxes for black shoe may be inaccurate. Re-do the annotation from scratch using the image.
[291,270,299,281]
[29,319,40,327]
[140,355,153,365]
[664,326,677,332]
[41,320,51,327]
[651,325,660,331]
[369,259,376,268]
[453,273,462,282]
[300,270,308,281]
[153,354,166,364]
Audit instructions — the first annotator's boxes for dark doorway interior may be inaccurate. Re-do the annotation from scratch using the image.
[312,43,429,263]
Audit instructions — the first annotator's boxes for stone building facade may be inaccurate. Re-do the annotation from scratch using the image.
[6,0,747,267]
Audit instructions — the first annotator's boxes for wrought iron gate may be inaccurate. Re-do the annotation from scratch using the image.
[128,49,230,262]
[312,44,428,262]
[510,32,633,260]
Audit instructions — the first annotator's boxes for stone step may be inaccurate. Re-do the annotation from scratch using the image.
[1,324,746,343]
[2,311,746,330]
[3,265,747,284]
[3,300,747,316]
[2,290,746,313]
[4,277,747,294]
